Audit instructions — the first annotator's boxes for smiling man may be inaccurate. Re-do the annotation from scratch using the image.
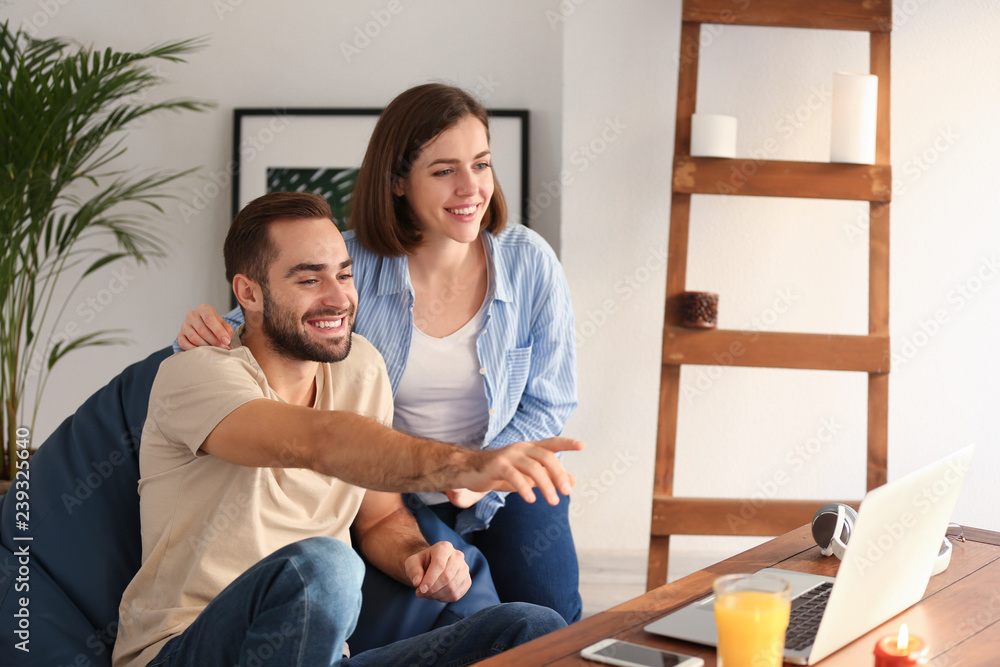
[112,192,581,667]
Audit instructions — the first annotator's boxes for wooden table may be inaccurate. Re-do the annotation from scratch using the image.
[480,525,1000,666]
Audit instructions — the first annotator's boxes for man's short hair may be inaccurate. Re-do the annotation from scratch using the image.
[350,83,508,257]
[224,192,334,286]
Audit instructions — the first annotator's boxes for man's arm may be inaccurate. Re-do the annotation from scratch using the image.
[352,491,470,602]
[201,399,583,503]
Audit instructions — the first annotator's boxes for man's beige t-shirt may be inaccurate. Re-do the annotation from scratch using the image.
[112,331,393,667]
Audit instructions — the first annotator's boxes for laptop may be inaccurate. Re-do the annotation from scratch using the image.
[644,444,975,665]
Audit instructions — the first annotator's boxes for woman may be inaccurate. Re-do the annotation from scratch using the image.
[179,83,581,632]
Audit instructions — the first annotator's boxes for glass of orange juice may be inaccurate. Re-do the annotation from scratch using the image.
[713,573,791,667]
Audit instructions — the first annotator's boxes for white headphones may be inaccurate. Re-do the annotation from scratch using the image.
[811,502,858,559]
[811,502,953,575]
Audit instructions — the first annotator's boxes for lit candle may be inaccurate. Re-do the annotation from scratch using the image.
[873,624,929,666]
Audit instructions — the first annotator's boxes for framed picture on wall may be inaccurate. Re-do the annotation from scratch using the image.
[232,107,530,231]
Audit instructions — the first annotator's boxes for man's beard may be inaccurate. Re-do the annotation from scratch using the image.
[261,287,355,363]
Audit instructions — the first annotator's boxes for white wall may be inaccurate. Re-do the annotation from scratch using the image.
[7,0,999,582]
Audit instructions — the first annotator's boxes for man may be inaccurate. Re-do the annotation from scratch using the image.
[112,192,582,667]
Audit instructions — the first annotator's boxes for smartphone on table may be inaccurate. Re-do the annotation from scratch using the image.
[580,638,705,667]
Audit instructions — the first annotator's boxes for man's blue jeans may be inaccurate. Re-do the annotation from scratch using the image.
[147,536,565,666]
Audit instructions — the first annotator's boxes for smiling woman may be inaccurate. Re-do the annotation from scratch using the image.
[392,116,496,250]
[179,82,581,649]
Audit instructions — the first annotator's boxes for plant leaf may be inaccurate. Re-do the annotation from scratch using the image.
[48,329,131,370]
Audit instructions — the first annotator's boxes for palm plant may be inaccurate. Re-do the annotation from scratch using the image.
[0,21,214,479]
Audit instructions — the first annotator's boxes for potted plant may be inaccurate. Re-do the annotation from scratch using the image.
[0,20,213,482]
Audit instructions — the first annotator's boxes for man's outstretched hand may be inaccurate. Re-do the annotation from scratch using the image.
[457,437,585,505]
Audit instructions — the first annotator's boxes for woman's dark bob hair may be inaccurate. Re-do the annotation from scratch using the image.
[350,83,508,256]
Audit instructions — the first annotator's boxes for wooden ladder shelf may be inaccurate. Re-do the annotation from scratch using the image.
[648,0,892,590]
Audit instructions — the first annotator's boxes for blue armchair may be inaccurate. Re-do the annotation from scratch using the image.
[0,347,172,666]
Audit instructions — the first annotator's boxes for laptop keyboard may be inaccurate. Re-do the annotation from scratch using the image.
[785,582,834,651]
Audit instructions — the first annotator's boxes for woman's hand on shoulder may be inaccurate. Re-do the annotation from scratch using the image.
[178,304,233,350]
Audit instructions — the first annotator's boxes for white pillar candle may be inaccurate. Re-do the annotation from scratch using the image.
[830,72,879,164]
[690,113,737,158]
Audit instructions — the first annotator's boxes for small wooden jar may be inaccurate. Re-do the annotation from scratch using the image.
[679,291,719,329]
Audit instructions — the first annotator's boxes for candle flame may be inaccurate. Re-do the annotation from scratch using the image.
[897,624,909,651]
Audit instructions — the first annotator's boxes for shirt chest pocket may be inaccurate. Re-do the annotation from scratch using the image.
[503,344,533,407]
